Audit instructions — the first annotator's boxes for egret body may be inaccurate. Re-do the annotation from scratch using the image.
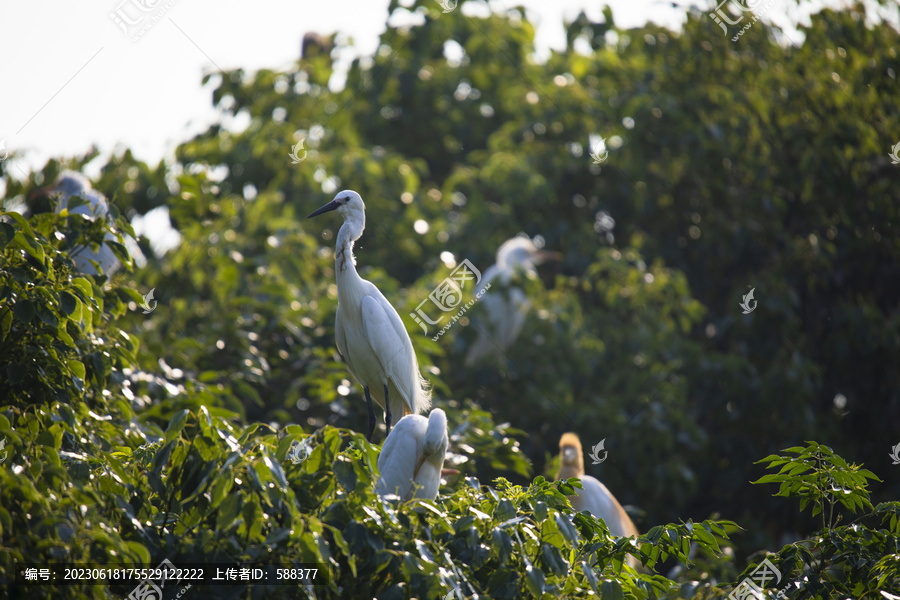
[308,190,431,440]
[466,237,559,366]
[376,408,448,501]
[558,432,639,566]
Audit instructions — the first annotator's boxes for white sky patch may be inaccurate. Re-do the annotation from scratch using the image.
[131,205,182,257]
[0,0,888,181]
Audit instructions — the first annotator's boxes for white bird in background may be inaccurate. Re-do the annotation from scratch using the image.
[557,432,639,567]
[376,408,449,501]
[308,190,431,441]
[47,171,146,275]
[465,236,561,366]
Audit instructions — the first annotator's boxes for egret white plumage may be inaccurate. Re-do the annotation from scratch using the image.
[465,236,560,366]
[48,171,145,275]
[308,190,431,441]
[557,432,639,566]
[375,408,448,501]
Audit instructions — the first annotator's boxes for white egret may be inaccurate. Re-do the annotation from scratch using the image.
[47,171,146,275]
[465,236,560,366]
[557,432,639,566]
[308,190,431,441]
[375,408,448,501]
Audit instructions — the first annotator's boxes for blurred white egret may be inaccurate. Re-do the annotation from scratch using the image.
[465,236,560,366]
[48,171,145,275]
[558,432,639,566]
[308,190,431,441]
[375,408,448,501]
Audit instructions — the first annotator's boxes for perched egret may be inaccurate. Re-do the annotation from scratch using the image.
[47,171,145,275]
[308,190,431,440]
[557,432,639,566]
[465,236,561,366]
[375,408,448,501]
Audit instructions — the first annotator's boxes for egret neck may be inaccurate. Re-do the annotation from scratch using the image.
[335,208,364,274]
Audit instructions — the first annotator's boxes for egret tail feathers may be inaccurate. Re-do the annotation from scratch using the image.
[412,356,432,414]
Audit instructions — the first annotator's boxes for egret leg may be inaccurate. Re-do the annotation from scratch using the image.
[364,386,376,442]
[384,384,393,434]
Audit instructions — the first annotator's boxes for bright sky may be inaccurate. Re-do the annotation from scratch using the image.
[0,0,865,179]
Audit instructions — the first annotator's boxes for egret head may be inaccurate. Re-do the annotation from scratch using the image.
[307,190,365,221]
[497,236,562,271]
[50,171,92,199]
[559,432,583,468]
[415,408,449,477]
[422,408,449,455]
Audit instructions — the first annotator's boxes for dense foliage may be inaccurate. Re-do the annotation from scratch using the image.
[1,0,898,597]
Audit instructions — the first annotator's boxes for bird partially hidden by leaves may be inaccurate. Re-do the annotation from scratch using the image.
[38,171,146,276]
[375,408,449,502]
[558,432,639,567]
[465,236,561,367]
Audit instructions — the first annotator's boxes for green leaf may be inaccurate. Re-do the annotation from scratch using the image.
[152,442,174,476]
[12,231,44,262]
[600,578,625,600]
[36,305,59,328]
[0,222,15,251]
[492,527,513,566]
[540,543,568,576]
[164,409,191,444]
[334,459,357,492]
[263,455,288,490]
[13,299,34,322]
[524,564,545,597]
[67,359,85,381]
[495,498,516,522]
[71,277,93,301]
[553,512,579,546]
[107,240,131,265]
[60,291,78,316]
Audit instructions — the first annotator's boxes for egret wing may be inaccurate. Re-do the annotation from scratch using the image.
[335,305,349,359]
[334,305,362,383]
[474,264,500,295]
[578,476,627,536]
[375,416,423,499]
[360,294,413,394]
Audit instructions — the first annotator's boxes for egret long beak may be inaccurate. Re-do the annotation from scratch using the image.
[28,183,58,201]
[538,250,564,263]
[307,199,340,218]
